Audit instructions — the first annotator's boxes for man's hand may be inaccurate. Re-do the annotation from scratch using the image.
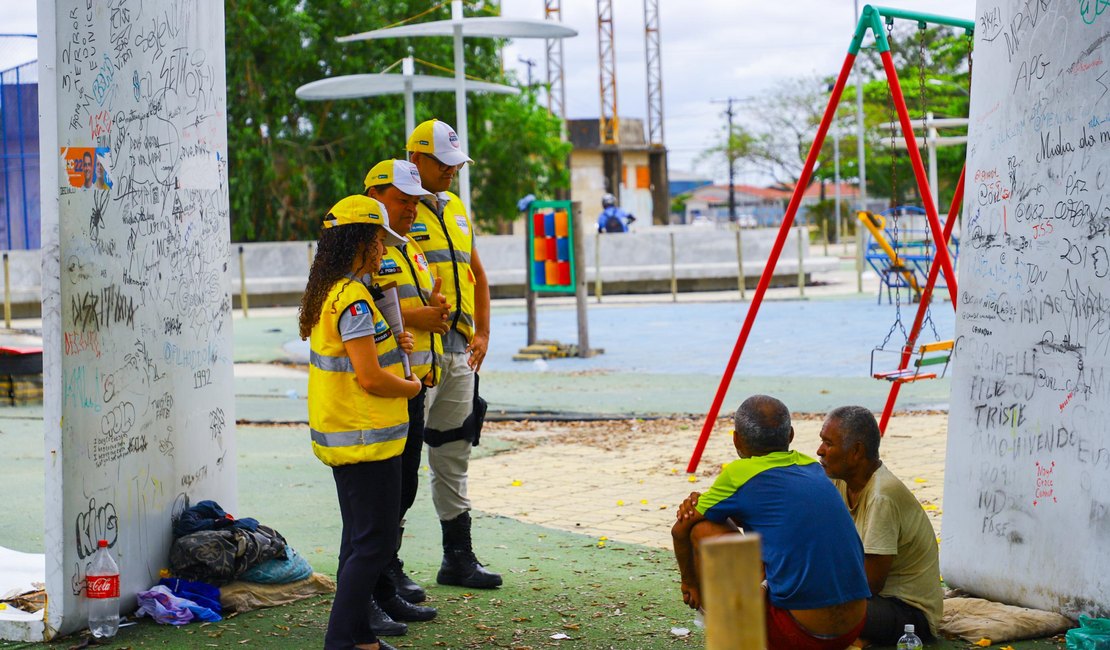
[429,277,450,317]
[396,331,415,354]
[407,306,451,334]
[676,491,702,522]
[680,582,702,611]
[466,332,489,372]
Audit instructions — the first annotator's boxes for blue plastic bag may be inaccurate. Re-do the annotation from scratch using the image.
[1067,615,1110,650]
[136,585,221,625]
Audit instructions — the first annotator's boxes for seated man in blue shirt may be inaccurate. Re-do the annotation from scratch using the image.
[596,193,635,233]
[672,395,871,650]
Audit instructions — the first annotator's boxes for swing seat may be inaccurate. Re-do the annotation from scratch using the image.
[871,340,953,382]
[874,368,938,383]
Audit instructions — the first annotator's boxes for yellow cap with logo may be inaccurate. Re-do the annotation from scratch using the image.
[323,195,405,246]
[364,159,434,196]
[406,119,474,166]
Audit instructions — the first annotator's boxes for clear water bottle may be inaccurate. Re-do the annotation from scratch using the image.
[896,623,923,650]
[86,539,120,639]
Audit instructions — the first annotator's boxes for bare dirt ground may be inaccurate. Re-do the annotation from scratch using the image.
[470,412,948,549]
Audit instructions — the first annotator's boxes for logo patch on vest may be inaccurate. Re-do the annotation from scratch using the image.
[455,215,470,235]
[410,223,428,233]
[378,258,402,275]
[414,253,428,272]
[413,234,430,241]
[373,318,391,343]
[349,301,370,317]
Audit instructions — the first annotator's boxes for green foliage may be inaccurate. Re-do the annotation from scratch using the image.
[468,90,571,232]
[670,191,690,217]
[224,1,568,241]
[851,23,972,208]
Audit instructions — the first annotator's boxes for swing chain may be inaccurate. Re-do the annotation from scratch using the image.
[917,23,933,258]
[886,20,898,208]
[917,23,930,205]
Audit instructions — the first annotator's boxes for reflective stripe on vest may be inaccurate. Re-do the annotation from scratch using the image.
[310,422,409,447]
[307,279,408,466]
[372,239,443,385]
[424,249,472,265]
[415,193,476,343]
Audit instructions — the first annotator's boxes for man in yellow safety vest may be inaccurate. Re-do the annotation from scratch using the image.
[406,118,500,589]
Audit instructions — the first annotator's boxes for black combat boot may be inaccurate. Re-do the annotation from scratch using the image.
[436,512,502,589]
[379,594,437,622]
[367,597,407,637]
[383,527,426,604]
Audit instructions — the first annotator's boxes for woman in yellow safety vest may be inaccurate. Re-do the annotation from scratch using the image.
[298,195,422,650]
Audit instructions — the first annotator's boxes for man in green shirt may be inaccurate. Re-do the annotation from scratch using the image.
[816,405,943,646]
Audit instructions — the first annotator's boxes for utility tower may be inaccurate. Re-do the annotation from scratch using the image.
[596,0,622,200]
[544,0,566,119]
[643,0,668,224]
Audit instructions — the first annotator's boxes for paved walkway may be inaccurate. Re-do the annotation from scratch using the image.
[469,413,948,550]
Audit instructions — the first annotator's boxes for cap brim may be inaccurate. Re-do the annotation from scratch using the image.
[393,176,434,197]
[433,150,473,166]
[381,222,406,247]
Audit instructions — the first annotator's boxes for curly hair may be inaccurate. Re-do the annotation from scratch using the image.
[298,223,381,339]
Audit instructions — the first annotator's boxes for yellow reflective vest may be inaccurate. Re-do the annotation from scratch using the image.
[308,278,408,467]
[371,237,443,385]
[412,192,476,343]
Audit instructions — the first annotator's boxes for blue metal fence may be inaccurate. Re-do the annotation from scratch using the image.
[0,59,40,250]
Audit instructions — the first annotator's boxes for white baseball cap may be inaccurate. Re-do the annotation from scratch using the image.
[364,159,434,196]
[406,119,474,167]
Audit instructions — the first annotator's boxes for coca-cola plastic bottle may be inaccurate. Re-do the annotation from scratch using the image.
[86,539,119,638]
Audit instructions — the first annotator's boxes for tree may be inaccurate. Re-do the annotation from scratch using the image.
[851,23,972,208]
[697,79,831,188]
[224,1,569,241]
[696,24,971,210]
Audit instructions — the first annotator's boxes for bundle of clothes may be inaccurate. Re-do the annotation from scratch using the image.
[138,500,320,626]
[168,500,312,586]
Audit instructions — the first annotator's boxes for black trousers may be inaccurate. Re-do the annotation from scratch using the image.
[399,387,427,519]
[861,595,933,645]
[325,457,401,650]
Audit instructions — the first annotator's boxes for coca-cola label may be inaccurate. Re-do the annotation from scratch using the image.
[87,575,119,599]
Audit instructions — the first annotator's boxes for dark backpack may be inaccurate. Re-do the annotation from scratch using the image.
[603,211,625,233]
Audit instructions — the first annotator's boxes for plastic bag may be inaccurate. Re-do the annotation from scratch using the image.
[1067,615,1110,650]
[136,585,221,625]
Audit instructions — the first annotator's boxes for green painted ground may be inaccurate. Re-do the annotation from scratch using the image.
[0,424,1068,649]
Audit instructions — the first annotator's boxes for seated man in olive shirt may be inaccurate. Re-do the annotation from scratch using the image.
[817,405,943,646]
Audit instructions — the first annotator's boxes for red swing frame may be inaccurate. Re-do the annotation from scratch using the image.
[686,6,973,472]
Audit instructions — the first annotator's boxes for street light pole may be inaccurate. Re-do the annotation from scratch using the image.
[726,98,736,222]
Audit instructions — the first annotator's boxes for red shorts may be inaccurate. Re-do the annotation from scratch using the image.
[765,599,866,650]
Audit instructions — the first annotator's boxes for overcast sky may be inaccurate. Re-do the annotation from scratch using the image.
[1,1,976,182]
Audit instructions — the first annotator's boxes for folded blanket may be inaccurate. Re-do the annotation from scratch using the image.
[940,596,1074,643]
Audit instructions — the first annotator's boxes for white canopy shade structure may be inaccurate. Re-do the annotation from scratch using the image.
[336,1,577,215]
[295,65,520,144]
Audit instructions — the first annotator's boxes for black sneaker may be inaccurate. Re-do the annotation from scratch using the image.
[379,594,437,622]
